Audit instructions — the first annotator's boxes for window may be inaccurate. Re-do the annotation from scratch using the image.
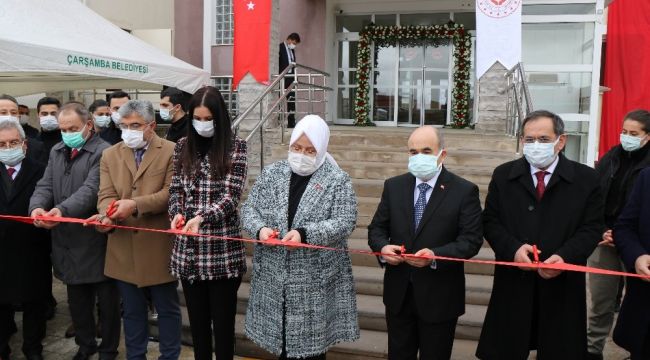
[212,77,239,118]
[215,0,234,45]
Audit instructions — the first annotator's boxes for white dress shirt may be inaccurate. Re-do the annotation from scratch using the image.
[530,155,559,187]
[414,171,441,205]
[5,162,21,180]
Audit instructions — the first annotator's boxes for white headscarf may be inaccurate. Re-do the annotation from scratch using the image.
[289,114,338,169]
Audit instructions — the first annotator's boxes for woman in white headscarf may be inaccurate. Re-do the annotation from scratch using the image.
[241,115,359,359]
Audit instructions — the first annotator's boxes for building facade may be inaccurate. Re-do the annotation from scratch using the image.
[174,0,606,164]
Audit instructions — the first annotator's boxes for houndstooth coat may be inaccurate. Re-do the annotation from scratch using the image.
[241,160,360,358]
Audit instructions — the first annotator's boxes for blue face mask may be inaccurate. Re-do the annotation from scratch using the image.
[61,125,88,149]
[0,146,25,167]
[620,133,647,152]
[159,108,173,121]
[408,151,443,181]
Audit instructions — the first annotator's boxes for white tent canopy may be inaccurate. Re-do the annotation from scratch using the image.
[0,0,210,96]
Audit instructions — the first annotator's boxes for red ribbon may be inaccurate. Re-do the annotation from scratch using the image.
[1,214,648,279]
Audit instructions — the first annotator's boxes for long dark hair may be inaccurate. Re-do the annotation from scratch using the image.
[181,86,233,177]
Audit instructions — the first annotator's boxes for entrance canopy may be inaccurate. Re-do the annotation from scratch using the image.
[0,0,209,96]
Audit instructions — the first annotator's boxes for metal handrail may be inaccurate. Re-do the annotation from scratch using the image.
[505,62,534,153]
[231,63,332,170]
[231,64,296,130]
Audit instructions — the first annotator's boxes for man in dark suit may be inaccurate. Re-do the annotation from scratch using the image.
[613,167,650,360]
[476,110,604,360]
[279,33,300,128]
[368,126,483,359]
[0,95,48,164]
[0,119,50,360]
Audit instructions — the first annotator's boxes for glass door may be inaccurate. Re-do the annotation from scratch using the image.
[397,44,450,126]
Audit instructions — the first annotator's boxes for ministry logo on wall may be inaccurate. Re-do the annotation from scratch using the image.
[478,0,522,18]
[475,0,522,78]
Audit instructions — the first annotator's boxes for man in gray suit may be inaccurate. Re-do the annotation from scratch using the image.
[29,102,120,360]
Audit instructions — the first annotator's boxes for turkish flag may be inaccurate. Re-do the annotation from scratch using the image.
[600,0,650,158]
[232,0,272,89]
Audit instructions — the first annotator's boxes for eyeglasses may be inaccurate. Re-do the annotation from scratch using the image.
[118,122,149,131]
[0,140,24,149]
[290,144,317,156]
[522,136,558,144]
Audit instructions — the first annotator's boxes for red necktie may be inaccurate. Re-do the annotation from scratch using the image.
[6,167,16,180]
[71,148,79,159]
[535,171,548,200]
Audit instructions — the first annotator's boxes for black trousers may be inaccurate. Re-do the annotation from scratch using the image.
[631,327,650,360]
[181,277,241,360]
[386,284,457,360]
[284,77,296,128]
[279,350,326,360]
[67,280,121,359]
[0,301,47,357]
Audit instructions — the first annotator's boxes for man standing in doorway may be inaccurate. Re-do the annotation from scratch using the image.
[279,33,300,128]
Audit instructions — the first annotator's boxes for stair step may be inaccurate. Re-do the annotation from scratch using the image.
[271,146,515,168]
[335,160,494,184]
[326,128,517,153]
[231,282,485,340]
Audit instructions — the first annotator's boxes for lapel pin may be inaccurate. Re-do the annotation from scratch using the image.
[314,184,323,191]
[440,185,445,190]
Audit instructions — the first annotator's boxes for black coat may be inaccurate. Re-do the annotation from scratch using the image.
[368,168,483,323]
[26,137,49,165]
[613,167,650,356]
[596,143,650,228]
[476,155,604,360]
[164,115,189,143]
[0,157,51,303]
[99,123,122,145]
[37,130,62,155]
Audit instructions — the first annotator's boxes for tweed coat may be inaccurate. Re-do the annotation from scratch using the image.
[168,136,248,282]
[241,160,360,358]
[98,134,176,287]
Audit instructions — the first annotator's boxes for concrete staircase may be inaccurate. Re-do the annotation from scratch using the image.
[174,127,519,359]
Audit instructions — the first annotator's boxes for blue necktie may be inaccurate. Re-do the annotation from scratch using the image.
[135,149,145,169]
[414,183,431,230]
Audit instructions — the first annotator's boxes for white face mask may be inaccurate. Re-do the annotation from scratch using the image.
[192,119,214,138]
[0,115,19,124]
[121,129,147,149]
[523,138,560,169]
[111,112,121,125]
[93,115,111,128]
[39,115,59,131]
[288,151,318,176]
[288,43,296,50]
[19,115,30,125]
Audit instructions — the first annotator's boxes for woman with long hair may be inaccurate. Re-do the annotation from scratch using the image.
[168,86,248,360]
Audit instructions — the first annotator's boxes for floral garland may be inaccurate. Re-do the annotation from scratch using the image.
[354,23,472,127]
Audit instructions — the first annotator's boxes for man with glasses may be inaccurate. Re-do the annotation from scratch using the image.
[0,120,50,360]
[29,102,120,360]
[0,95,48,164]
[87,100,181,360]
[477,110,604,359]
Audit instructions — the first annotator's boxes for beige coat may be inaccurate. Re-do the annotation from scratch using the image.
[98,135,176,287]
